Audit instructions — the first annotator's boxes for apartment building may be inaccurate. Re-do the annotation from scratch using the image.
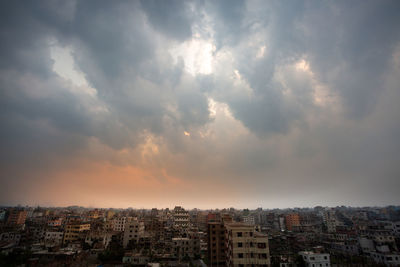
[285,214,300,231]
[172,237,201,260]
[173,206,190,228]
[225,223,271,267]
[112,216,127,232]
[63,222,90,244]
[7,209,28,225]
[298,251,330,267]
[208,214,233,266]
[123,218,145,248]
[44,231,64,246]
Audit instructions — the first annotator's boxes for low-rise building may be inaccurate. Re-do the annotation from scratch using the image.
[44,231,64,246]
[63,222,90,244]
[298,251,330,267]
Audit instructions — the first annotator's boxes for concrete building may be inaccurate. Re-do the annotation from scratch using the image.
[207,214,232,266]
[243,215,255,225]
[7,209,27,225]
[0,232,21,245]
[285,214,300,231]
[172,237,201,260]
[123,218,145,248]
[369,252,400,265]
[47,218,63,227]
[44,231,64,246]
[323,210,338,233]
[63,222,90,244]
[298,251,330,267]
[0,210,6,221]
[208,221,226,266]
[225,223,271,267]
[112,216,127,232]
[173,206,190,228]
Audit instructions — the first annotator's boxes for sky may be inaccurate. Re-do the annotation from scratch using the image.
[1,0,400,209]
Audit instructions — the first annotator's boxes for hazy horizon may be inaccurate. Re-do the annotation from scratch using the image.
[1,0,400,209]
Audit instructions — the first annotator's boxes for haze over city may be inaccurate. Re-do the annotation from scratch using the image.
[1,0,400,209]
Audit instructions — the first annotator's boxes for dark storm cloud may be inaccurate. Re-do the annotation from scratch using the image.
[0,0,399,207]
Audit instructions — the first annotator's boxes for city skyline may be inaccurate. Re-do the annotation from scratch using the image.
[1,1,400,209]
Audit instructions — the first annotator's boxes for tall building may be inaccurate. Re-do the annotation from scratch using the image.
[112,217,128,232]
[323,209,338,233]
[7,209,27,225]
[123,218,145,248]
[225,223,271,267]
[208,214,233,266]
[173,206,190,228]
[285,214,300,231]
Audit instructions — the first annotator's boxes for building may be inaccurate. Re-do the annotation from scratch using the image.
[208,221,227,266]
[44,231,64,246]
[47,218,63,227]
[0,210,6,221]
[123,218,145,248]
[7,209,27,225]
[225,223,271,267]
[208,214,232,266]
[63,222,90,244]
[369,252,400,265]
[172,237,201,260]
[243,215,255,225]
[112,217,128,232]
[173,206,190,228]
[285,214,300,231]
[298,251,330,267]
[323,210,338,233]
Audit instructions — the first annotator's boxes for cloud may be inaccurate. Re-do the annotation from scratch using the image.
[0,0,399,208]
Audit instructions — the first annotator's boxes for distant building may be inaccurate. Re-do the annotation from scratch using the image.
[369,251,400,265]
[0,210,6,221]
[323,209,338,233]
[173,206,190,228]
[298,251,330,267]
[225,223,271,267]
[123,218,145,248]
[63,222,90,244]
[243,215,255,225]
[172,237,200,260]
[112,216,127,232]
[7,209,27,225]
[44,231,64,246]
[285,214,300,231]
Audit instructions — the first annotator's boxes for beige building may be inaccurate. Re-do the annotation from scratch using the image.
[123,218,145,248]
[225,223,270,267]
[112,217,128,232]
[173,206,190,228]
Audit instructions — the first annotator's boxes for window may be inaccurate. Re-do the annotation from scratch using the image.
[237,232,242,237]
[258,243,266,249]
[238,242,243,247]
[238,253,243,258]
